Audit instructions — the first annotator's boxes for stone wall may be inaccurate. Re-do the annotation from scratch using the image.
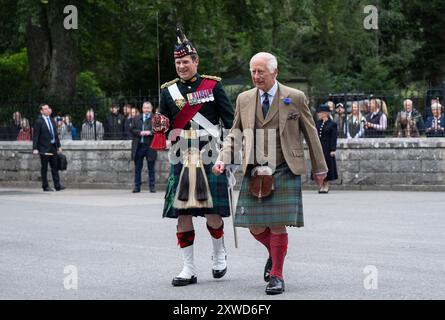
[313,138,445,191]
[0,138,444,191]
[0,141,168,190]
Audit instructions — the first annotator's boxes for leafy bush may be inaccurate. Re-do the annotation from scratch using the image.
[0,49,30,98]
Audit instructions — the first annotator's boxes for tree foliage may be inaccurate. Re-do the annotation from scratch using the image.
[0,0,444,100]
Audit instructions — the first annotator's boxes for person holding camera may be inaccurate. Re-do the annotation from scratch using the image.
[394,99,424,137]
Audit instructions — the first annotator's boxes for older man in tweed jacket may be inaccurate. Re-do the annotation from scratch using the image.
[213,52,327,295]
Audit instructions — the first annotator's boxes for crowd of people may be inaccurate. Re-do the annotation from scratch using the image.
[1,97,443,142]
[320,97,444,138]
[28,101,157,194]
[0,103,146,141]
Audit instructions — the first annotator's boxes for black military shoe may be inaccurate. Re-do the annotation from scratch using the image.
[132,188,141,193]
[212,267,227,279]
[43,187,54,192]
[264,257,272,282]
[265,276,285,295]
[55,186,66,191]
[172,276,198,287]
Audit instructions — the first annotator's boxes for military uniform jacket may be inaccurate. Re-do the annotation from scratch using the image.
[159,74,234,133]
[160,74,234,219]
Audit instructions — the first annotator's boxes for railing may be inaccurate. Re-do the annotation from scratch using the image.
[0,95,159,141]
[1,91,444,141]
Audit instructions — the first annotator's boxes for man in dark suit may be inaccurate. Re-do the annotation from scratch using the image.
[104,103,125,140]
[32,104,65,192]
[130,102,157,193]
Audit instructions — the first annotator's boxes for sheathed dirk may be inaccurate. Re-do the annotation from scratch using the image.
[226,166,239,249]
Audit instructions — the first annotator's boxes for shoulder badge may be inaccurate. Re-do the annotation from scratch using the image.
[201,74,222,82]
[161,78,180,89]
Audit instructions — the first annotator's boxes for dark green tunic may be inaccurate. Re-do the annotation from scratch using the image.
[160,74,234,219]
[159,74,234,130]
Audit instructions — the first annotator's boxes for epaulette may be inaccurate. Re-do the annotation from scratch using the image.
[202,74,222,82]
[161,78,180,89]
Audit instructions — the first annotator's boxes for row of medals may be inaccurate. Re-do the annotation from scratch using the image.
[190,89,216,105]
[175,89,215,108]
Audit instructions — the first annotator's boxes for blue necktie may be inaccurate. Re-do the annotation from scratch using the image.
[142,116,147,143]
[46,118,55,142]
[262,93,270,118]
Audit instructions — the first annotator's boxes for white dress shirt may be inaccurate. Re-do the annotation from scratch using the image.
[43,115,55,144]
[259,81,278,106]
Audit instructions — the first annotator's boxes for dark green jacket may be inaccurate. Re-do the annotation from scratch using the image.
[159,74,234,133]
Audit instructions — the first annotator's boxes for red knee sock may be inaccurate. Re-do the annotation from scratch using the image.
[270,233,288,280]
[207,222,224,239]
[177,230,195,248]
[251,228,271,256]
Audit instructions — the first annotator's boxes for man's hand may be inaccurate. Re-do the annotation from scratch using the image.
[58,148,63,153]
[313,172,327,187]
[212,161,225,176]
[33,149,39,155]
[330,151,336,157]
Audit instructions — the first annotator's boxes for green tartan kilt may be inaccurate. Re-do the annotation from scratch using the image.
[234,163,304,228]
[163,162,231,219]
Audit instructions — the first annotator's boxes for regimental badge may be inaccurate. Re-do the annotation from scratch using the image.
[175,98,186,109]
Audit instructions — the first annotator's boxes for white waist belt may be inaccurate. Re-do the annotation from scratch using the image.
[178,125,221,139]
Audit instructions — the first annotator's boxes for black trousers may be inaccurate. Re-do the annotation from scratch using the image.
[134,143,156,190]
[40,149,60,189]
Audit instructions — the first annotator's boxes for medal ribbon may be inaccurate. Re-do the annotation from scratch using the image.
[172,78,218,131]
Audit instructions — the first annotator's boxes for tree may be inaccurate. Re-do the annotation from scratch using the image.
[401,0,445,87]
[21,0,80,99]
[0,0,443,102]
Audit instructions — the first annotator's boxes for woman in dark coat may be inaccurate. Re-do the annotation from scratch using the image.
[7,111,22,141]
[315,104,338,193]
